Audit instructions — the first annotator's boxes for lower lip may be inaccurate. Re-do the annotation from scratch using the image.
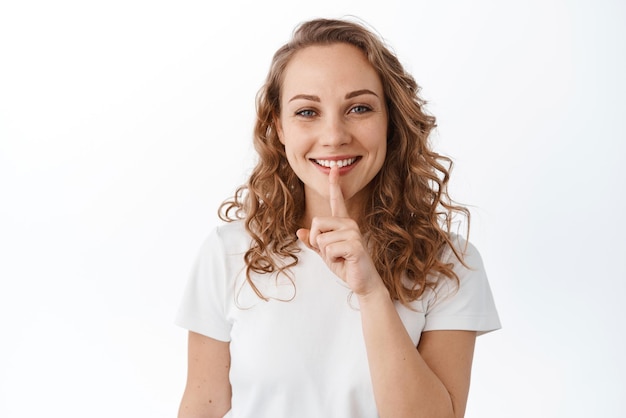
[311,159,360,175]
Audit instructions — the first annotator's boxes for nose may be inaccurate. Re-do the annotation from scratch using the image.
[321,115,351,147]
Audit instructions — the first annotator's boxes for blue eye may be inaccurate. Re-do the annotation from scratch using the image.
[296,109,316,117]
[351,105,371,114]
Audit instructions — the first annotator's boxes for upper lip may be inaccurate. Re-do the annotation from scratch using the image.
[310,155,359,161]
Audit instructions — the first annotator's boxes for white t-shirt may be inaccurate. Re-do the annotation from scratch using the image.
[176,220,500,418]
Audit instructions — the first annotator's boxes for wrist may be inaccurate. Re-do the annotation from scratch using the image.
[356,281,391,306]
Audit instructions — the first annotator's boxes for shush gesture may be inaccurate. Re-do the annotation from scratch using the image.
[178,19,501,418]
[297,165,386,297]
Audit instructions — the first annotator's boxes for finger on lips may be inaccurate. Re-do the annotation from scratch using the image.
[297,164,348,252]
[329,164,348,217]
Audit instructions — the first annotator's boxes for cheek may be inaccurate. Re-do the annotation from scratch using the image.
[361,124,387,151]
[281,139,304,166]
[282,127,313,153]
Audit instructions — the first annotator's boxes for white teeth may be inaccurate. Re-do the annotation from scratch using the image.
[314,158,357,168]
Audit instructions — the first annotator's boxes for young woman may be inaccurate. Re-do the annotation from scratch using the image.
[176,18,500,418]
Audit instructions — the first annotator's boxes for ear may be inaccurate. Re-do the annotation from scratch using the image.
[274,114,285,145]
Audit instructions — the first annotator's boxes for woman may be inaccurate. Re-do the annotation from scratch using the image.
[176,18,500,418]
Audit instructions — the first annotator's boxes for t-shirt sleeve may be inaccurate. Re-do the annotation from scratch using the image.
[423,239,501,335]
[175,228,232,342]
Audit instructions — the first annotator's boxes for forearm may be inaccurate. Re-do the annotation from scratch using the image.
[358,287,455,418]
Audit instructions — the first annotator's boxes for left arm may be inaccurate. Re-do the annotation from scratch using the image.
[358,284,476,418]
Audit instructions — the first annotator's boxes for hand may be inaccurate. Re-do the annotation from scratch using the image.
[297,165,385,296]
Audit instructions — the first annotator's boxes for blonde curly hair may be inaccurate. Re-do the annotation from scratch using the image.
[220,18,469,305]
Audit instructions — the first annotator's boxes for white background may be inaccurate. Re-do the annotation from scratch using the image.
[1,0,624,417]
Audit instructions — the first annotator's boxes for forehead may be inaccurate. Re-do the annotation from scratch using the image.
[280,43,383,97]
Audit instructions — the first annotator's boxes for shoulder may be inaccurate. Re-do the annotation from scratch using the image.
[214,219,248,240]
[440,233,481,269]
[423,233,501,333]
[438,233,488,293]
[190,221,252,278]
[200,220,252,255]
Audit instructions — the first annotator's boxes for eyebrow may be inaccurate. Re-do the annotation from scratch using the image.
[288,89,379,103]
[345,89,379,99]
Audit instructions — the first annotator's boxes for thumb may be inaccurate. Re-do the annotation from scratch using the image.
[296,228,316,251]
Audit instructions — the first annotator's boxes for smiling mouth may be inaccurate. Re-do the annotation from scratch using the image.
[312,157,359,168]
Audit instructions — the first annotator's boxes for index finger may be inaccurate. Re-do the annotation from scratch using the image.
[329,164,348,217]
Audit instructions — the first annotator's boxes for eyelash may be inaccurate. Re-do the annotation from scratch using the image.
[350,105,371,114]
[296,109,317,117]
[295,105,372,117]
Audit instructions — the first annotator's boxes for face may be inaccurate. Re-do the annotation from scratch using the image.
[276,43,388,219]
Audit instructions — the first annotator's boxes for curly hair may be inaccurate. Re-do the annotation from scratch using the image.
[220,17,470,305]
